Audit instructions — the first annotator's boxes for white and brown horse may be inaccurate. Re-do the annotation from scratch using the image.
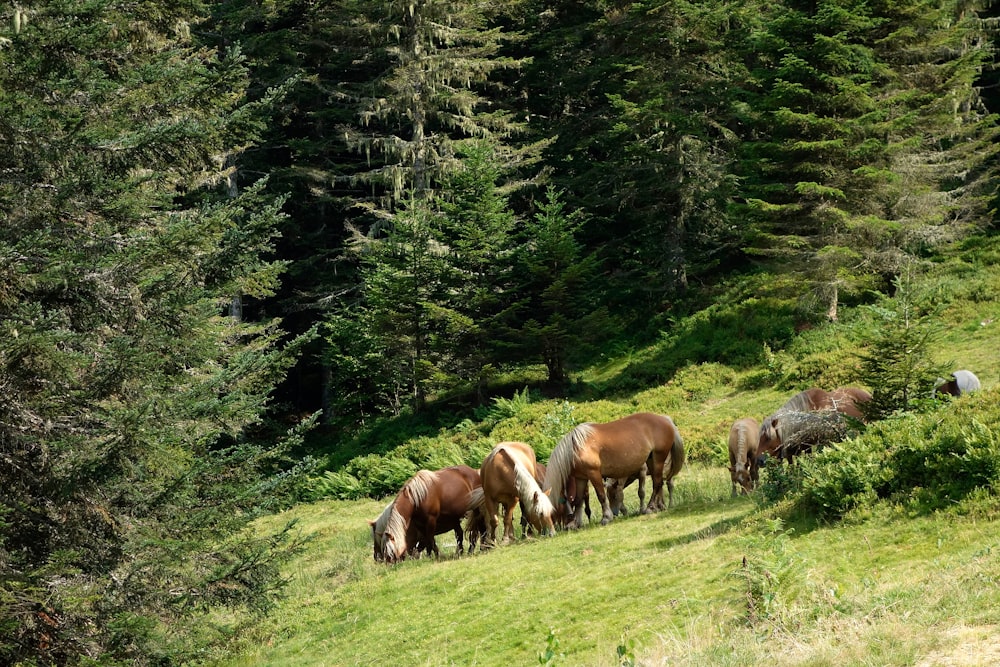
[728,417,760,496]
[369,465,484,563]
[542,412,685,529]
[479,441,555,546]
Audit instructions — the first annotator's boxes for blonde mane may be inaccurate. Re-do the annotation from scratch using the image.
[513,459,554,521]
[781,390,818,413]
[382,469,438,559]
[542,422,594,500]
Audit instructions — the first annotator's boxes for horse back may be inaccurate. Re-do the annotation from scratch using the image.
[829,386,872,420]
[728,417,760,463]
[589,412,677,477]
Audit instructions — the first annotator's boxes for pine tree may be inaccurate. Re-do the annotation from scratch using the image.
[0,3,306,663]
[854,268,950,419]
[337,0,527,210]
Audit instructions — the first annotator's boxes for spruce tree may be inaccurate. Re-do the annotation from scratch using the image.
[438,141,522,403]
[0,3,305,663]
[518,187,608,387]
[737,0,999,319]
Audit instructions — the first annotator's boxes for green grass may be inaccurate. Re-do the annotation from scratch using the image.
[200,464,1000,666]
[198,242,1000,666]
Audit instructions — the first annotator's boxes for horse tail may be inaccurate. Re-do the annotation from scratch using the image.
[665,417,686,482]
[465,486,485,512]
[542,423,591,501]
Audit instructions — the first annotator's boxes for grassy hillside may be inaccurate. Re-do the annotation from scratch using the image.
[196,240,1000,666]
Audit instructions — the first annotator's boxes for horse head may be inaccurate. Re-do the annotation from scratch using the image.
[729,464,753,495]
[758,416,782,457]
[529,489,556,537]
[382,530,406,563]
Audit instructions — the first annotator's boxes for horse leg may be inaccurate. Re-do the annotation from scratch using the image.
[645,457,666,513]
[502,502,517,544]
[637,468,647,511]
[570,478,589,529]
[454,526,464,557]
[586,470,615,525]
[483,497,499,549]
[424,516,440,558]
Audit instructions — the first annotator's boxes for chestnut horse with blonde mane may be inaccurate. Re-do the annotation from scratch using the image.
[728,417,760,495]
[479,441,556,546]
[369,465,484,563]
[542,412,685,529]
[758,386,871,460]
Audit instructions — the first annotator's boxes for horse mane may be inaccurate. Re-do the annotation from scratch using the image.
[733,423,749,472]
[542,423,594,500]
[513,460,554,520]
[781,389,822,413]
[372,501,393,539]
[382,469,437,558]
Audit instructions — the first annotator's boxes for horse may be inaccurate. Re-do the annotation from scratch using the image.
[935,370,981,397]
[369,465,484,563]
[479,442,555,546]
[728,417,760,496]
[542,412,685,529]
[759,386,871,460]
[759,410,850,464]
[606,468,647,517]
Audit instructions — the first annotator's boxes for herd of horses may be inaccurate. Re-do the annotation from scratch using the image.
[370,412,684,563]
[370,370,980,563]
[727,370,982,496]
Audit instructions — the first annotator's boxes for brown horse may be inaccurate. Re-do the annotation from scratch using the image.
[728,417,760,496]
[759,386,871,459]
[542,412,685,529]
[369,465,484,563]
[479,442,556,546]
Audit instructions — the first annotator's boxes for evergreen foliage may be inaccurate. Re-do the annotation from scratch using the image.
[0,3,308,663]
[854,268,950,418]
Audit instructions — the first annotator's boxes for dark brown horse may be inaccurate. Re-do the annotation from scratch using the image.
[479,441,555,546]
[369,465,484,563]
[759,386,871,460]
[728,417,760,495]
[542,412,685,529]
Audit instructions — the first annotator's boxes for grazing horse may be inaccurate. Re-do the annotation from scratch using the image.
[728,417,760,496]
[759,386,871,460]
[935,370,981,397]
[542,412,685,529]
[479,442,556,546]
[369,465,484,563]
[606,468,647,517]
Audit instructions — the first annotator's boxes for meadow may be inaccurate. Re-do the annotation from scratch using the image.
[199,246,1000,666]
